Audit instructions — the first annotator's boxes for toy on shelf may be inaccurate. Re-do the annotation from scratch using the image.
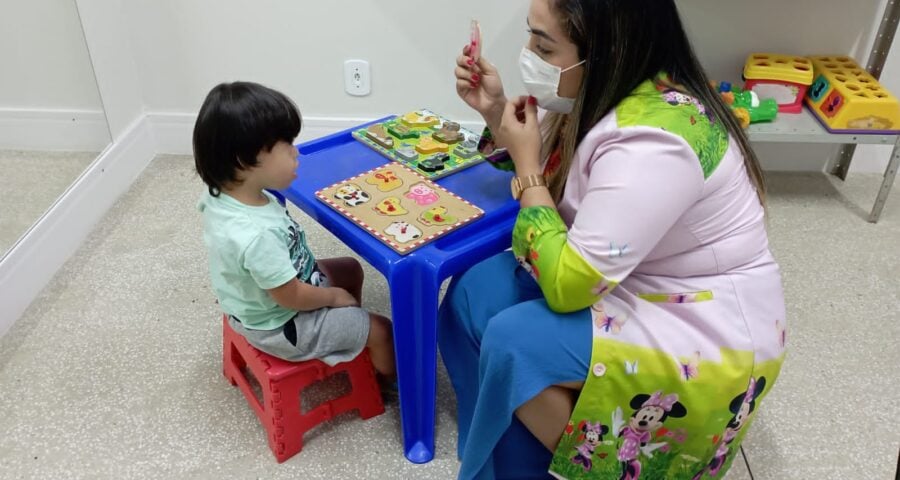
[743,53,814,113]
[805,55,900,133]
[713,81,779,129]
[353,109,487,180]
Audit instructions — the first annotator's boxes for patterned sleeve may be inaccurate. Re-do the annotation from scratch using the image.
[511,128,706,313]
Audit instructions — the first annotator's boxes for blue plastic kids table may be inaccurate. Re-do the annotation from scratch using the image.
[282,118,519,463]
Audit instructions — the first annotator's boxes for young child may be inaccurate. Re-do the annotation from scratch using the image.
[194,81,395,380]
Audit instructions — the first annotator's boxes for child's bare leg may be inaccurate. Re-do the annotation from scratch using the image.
[317,257,364,303]
[317,258,392,377]
[367,313,396,378]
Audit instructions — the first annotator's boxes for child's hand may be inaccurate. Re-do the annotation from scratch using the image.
[498,96,543,174]
[330,287,359,308]
[455,44,506,131]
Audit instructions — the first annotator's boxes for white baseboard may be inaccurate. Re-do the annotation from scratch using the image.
[146,112,195,156]
[0,107,111,151]
[0,116,156,337]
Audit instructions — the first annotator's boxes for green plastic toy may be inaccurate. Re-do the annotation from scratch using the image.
[714,81,779,128]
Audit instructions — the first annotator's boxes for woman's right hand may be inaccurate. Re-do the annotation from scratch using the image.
[455,44,506,131]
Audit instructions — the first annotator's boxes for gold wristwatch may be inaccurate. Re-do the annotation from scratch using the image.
[510,174,548,200]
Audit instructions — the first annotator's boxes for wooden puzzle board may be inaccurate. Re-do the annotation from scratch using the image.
[352,109,485,180]
[316,163,484,255]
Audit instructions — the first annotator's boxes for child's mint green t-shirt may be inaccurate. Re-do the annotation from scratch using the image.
[198,190,320,330]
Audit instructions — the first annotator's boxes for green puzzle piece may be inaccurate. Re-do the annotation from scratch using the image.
[387,123,420,140]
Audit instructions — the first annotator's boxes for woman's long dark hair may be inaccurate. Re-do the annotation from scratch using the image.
[544,0,766,206]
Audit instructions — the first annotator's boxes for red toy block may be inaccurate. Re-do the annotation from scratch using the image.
[222,315,384,463]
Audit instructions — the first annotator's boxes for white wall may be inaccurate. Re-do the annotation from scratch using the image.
[75,0,146,139]
[0,0,102,109]
[124,0,530,123]
[0,0,109,150]
[0,0,155,335]
[121,0,898,173]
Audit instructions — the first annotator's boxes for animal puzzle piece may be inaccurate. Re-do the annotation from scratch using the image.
[419,206,457,226]
[418,153,449,173]
[374,197,408,216]
[454,138,479,159]
[395,143,419,162]
[400,111,440,128]
[416,137,449,155]
[365,169,403,192]
[385,221,423,244]
[333,184,372,207]
[433,122,464,144]
[365,124,395,149]
[388,123,420,140]
[405,183,440,206]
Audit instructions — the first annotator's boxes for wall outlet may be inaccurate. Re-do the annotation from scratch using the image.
[344,59,371,96]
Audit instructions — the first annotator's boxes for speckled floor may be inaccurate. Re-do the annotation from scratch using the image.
[0,150,99,256]
[0,155,897,479]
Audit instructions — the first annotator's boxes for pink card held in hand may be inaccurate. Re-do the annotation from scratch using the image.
[470,20,482,62]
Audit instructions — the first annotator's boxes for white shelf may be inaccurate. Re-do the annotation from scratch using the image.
[747,108,899,145]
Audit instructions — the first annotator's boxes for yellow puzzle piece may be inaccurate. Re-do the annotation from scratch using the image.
[374,197,408,216]
[400,111,440,128]
[365,169,404,192]
[415,137,449,155]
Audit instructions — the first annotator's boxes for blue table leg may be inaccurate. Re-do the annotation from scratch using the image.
[388,258,441,464]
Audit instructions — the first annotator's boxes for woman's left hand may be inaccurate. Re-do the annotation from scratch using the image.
[497,96,543,175]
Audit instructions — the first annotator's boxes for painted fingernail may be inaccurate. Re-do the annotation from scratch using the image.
[472,74,480,82]
[467,59,474,66]
[528,96,537,105]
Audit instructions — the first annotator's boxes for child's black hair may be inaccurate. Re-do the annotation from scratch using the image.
[193,81,302,196]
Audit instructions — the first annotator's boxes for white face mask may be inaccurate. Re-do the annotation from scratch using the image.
[519,47,585,114]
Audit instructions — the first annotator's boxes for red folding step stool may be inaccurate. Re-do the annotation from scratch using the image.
[222,315,385,463]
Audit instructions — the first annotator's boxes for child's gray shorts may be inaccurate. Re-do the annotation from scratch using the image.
[229,307,370,366]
